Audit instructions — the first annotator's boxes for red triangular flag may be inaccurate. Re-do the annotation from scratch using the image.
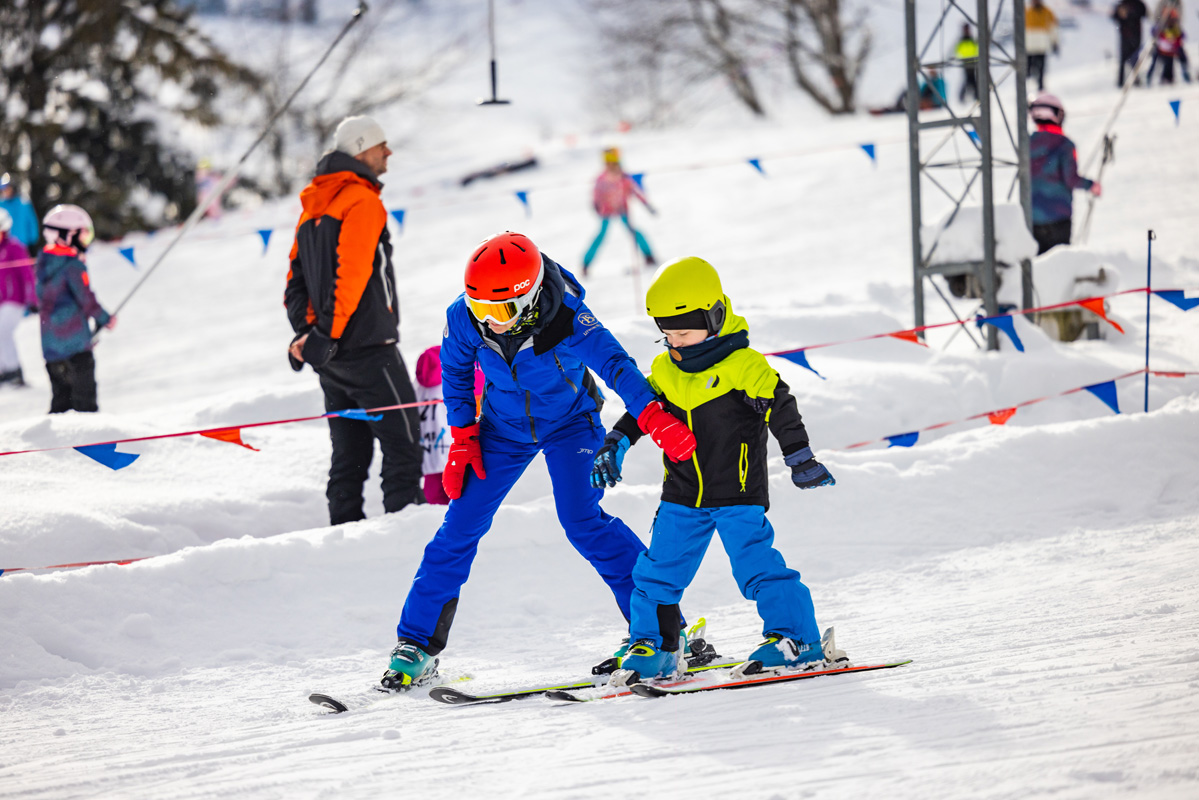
[200,428,259,451]
[987,407,1017,425]
[1077,298,1125,333]
[888,329,928,347]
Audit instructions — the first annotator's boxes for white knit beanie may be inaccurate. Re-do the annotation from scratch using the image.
[333,116,387,157]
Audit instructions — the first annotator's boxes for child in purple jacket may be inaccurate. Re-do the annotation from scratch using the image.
[35,204,116,413]
[0,208,36,386]
[1028,93,1101,255]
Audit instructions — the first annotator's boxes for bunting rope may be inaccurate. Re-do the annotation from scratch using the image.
[836,369,1199,451]
[0,557,149,577]
[0,287,1193,468]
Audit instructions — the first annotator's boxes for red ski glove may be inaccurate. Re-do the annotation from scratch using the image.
[442,424,487,500]
[637,401,697,462]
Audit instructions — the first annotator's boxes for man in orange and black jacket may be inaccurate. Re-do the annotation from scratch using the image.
[285,116,423,525]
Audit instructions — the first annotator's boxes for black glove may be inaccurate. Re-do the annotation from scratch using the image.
[300,329,338,370]
[784,446,835,490]
[590,430,631,489]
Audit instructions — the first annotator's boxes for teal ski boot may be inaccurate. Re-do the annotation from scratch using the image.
[380,640,439,692]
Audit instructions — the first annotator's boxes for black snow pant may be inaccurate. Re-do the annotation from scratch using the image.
[1118,41,1141,87]
[316,344,423,525]
[46,350,98,413]
[1033,219,1072,256]
[1027,53,1047,90]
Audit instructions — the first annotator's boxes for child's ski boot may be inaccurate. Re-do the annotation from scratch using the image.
[736,626,848,677]
[380,640,439,692]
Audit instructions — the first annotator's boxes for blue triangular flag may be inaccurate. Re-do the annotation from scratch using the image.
[74,443,140,470]
[1169,99,1181,125]
[335,409,384,422]
[860,143,876,163]
[118,247,137,268]
[775,350,825,380]
[885,432,919,448]
[976,315,1025,352]
[1083,380,1120,414]
[515,190,531,216]
[390,208,405,232]
[629,173,645,190]
[257,229,272,254]
[1153,290,1199,311]
[966,127,981,145]
[747,158,766,176]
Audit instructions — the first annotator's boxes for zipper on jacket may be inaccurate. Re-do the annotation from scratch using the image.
[378,242,393,312]
[689,408,703,507]
[738,443,749,493]
[511,361,538,442]
[553,352,578,393]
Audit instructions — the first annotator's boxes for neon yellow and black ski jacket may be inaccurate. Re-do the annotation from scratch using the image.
[614,299,809,510]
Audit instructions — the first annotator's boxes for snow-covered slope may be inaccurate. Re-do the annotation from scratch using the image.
[2,1,1198,797]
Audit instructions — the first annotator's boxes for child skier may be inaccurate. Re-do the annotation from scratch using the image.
[382,231,697,690]
[582,148,656,276]
[415,346,453,505]
[1028,92,1101,255]
[35,204,115,413]
[591,256,842,682]
[0,208,36,387]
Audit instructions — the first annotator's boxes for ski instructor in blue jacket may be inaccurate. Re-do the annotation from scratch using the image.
[382,231,698,690]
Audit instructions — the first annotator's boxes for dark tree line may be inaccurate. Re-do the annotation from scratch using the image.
[0,0,255,239]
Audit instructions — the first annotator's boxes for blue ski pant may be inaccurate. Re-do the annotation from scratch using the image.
[583,215,653,268]
[396,415,647,654]
[629,502,821,650]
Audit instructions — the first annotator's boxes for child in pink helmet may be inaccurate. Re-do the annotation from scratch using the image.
[415,346,484,505]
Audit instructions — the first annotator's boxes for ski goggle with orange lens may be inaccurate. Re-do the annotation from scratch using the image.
[465,285,541,325]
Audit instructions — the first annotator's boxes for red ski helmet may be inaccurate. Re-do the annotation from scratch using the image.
[1029,91,1065,126]
[464,231,544,325]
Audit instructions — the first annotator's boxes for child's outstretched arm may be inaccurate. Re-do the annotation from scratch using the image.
[768,375,835,489]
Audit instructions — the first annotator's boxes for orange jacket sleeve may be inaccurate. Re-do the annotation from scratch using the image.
[330,190,387,340]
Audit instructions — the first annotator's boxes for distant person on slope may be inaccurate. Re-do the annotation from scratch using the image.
[285,115,424,525]
[1113,0,1150,87]
[956,24,980,103]
[1147,9,1190,83]
[1028,93,1100,255]
[1026,0,1060,91]
[0,172,41,255]
[581,148,656,277]
[0,208,37,387]
[590,256,843,683]
[35,205,115,412]
[381,231,698,691]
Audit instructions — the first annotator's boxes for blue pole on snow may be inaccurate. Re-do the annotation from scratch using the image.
[1145,230,1155,413]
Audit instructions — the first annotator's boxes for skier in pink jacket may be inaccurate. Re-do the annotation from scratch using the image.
[582,148,656,276]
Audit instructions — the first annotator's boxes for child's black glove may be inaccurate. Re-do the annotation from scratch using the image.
[785,447,835,489]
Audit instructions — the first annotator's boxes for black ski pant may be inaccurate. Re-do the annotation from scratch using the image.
[1033,219,1072,256]
[316,344,423,525]
[1118,41,1141,87]
[1027,54,1047,90]
[46,350,98,413]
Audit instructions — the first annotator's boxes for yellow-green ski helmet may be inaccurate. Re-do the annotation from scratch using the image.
[645,256,727,334]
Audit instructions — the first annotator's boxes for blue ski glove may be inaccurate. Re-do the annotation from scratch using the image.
[785,447,835,490]
[591,431,631,489]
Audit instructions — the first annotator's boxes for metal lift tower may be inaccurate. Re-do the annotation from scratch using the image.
[905,0,1033,350]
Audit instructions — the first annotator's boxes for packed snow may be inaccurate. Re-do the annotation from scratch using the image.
[2,1,1198,797]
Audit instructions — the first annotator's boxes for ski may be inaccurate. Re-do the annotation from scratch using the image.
[429,659,742,706]
[627,659,912,698]
[309,672,471,714]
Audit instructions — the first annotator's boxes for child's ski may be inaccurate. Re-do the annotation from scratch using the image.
[627,659,912,698]
[429,659,742,706]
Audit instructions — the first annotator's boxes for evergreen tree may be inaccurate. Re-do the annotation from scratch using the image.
[0,0,256,239]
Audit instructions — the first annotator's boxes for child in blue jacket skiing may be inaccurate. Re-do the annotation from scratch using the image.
[1028,92,1101,255]
[383,232,697,689]
[590,256,843,682]
[35,204,116,413]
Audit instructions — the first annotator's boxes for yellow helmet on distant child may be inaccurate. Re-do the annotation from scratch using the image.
[645,256,727,334]
[602,147,621,164]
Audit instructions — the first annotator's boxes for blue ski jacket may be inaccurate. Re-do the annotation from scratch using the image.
[440,256,655,442]
[1030,126,1093,226]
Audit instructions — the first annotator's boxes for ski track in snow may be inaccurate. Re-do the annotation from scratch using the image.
[2,0,1199,797]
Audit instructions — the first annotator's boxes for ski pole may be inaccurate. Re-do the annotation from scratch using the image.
[1077,133,1115,245]
[1145,229,1155,412]
[96,1,370,338]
